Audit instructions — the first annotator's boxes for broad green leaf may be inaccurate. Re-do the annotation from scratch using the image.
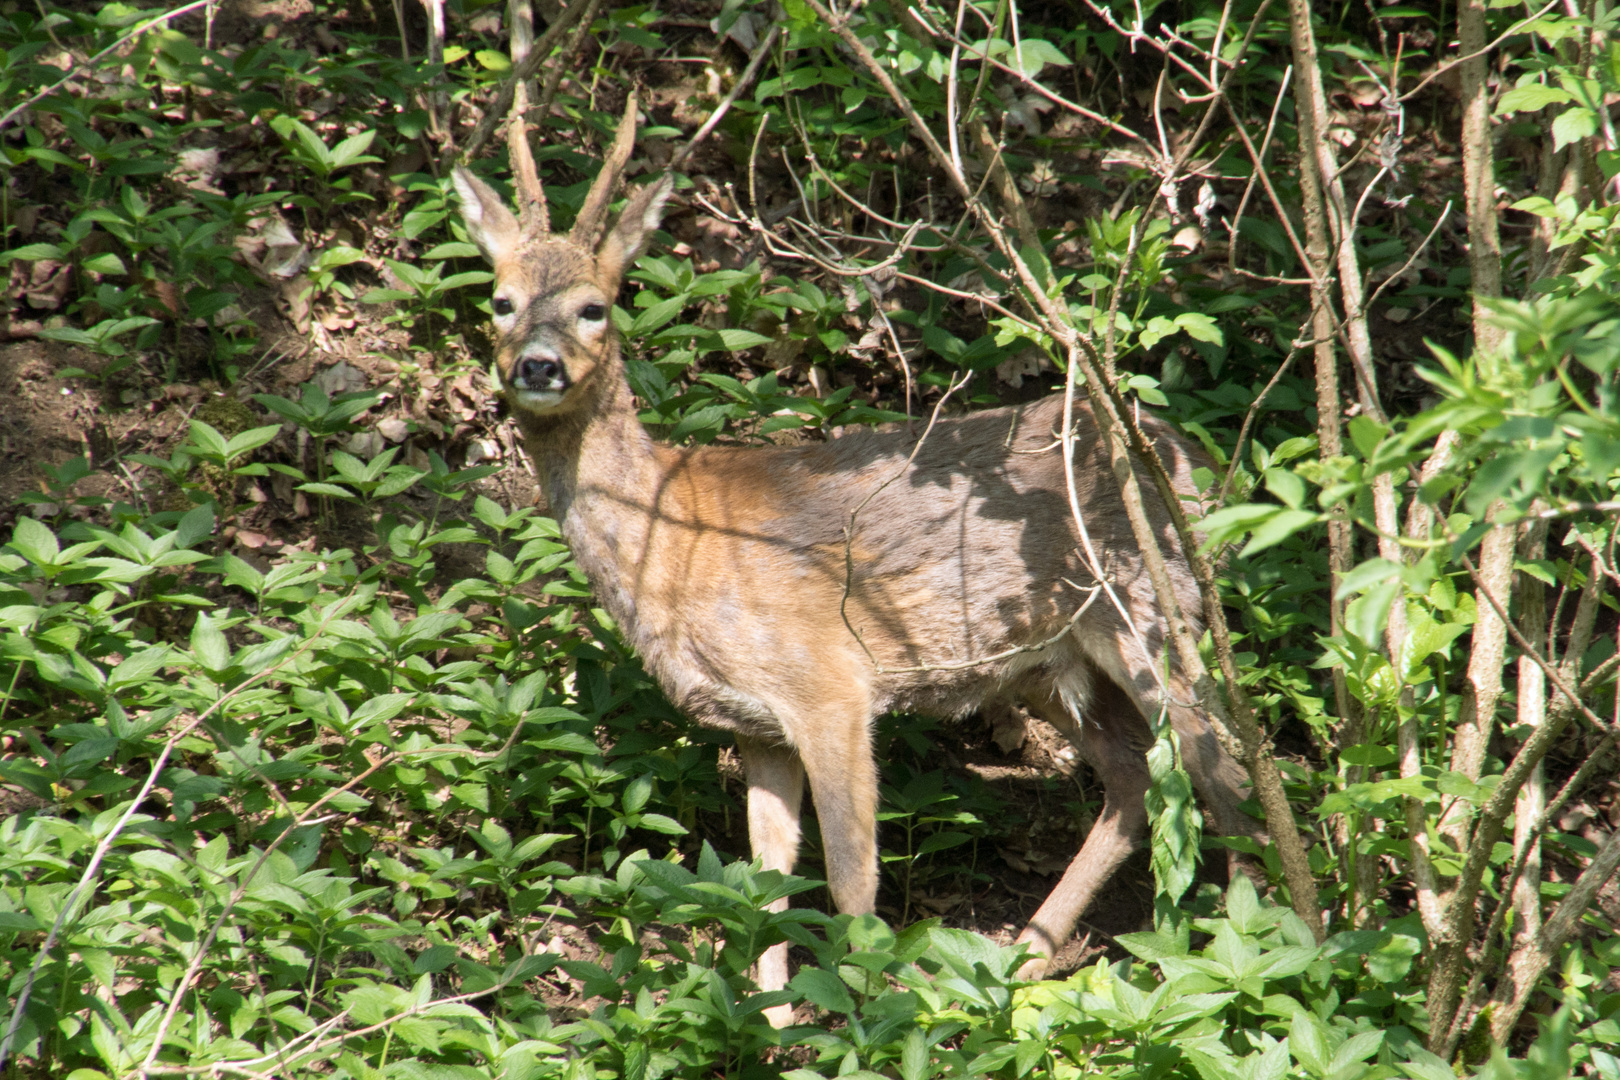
[1551,106,1599,151]
[9,517,60,566]
[790,968,855,1013]
[1242,508,1316,556]
[174,504,215,550]
[190,611,231,672]
[1495,83,1574,115]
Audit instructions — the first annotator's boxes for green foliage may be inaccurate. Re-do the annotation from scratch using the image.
[3,0,1618,1075]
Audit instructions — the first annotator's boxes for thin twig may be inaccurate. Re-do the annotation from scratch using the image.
[1456,545,1618,738]
[1217,332,1307,504]
[917,15,1154,149]
[1226,65,1293,276]
[1361,201,1453,314]
[139,981,526,1076]
[1444,728,1618,1052]
[135,754,400,1075]
[873,581,1104,674]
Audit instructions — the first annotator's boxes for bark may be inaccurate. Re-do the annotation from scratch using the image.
[1288,10,1367,926]
[1458,0,1504,355]
[420,0,447,135]
[1489,823,1620,1044]
[1437,509,1515,858]
[1509,519,1550,956]
[1287,0,1435,935]
[1427,549,1607,1051]
[1375,471,1445,939]
[1425,693,1579,1051]
[1402,430,1460,555]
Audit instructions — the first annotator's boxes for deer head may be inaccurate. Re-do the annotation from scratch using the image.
[451,92,673,420]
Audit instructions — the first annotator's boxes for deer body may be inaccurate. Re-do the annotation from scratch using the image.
[455,103,1259,1023]
[532,383,1190,729]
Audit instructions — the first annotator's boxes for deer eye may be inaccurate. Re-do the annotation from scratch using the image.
[580,302,606,322]
[492,297,514,316]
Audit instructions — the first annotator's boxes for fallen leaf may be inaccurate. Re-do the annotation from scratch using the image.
[377,417,409,443]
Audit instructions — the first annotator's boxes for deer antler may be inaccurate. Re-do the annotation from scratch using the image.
[570,89,640,248]
[507,81,549,237]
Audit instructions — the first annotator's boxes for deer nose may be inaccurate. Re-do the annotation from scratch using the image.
[514,356,565,390]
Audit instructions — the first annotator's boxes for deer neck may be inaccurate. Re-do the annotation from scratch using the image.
[511,361,672,633]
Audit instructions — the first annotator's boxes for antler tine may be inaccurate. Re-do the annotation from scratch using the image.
[507,82,550,238]
[570,89,640,248]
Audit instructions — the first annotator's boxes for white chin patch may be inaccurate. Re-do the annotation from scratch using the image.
[512,389,566,411]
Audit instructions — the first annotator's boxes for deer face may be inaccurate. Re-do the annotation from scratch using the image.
[453,166,673,419]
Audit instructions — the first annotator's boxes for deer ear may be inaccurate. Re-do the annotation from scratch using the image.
[453,166,523,266]
[595,174,675,288]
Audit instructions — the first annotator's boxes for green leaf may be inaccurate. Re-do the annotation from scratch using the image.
[190,612,231,672]
[174,504,215,550]
[80,253,127,275]
[1174,311,1223,344]
[1004,37,1070,78]
[638,812,687,835]
[790,968,855,1013]
[1241,508,1315,555]
[1340,743,1397,767]
[9,517,60,566]
[186,420,231,459]
[2,243,66,262]
[422,242,480,260]
[224,425,282,461]
[298,482,357,498]
[362,288,415,304]
[349,693,414,729]
[710,328,773,351]
[668,405,729,442]
[1367,933,1421,982]
[1263,468,1306,510]
[1495,83,1574,115]
[629,295,684,336]
[1551,106,1598,151]
[109,647,171,689]
[439,270,493,290]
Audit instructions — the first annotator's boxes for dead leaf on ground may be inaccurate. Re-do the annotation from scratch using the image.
[24,261,72,310]
[316,359,369,396]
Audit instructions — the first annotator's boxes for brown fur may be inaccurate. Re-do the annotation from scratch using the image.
[453,130,1260,1023]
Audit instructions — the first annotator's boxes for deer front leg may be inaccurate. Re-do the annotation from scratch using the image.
[792,702,881,919]
[736,734,806,1028]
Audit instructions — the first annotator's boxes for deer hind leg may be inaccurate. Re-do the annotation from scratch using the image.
[736,734,806,1027]
[1014,673,1152,979]
[1166,702,1262,840]
[1166,701,1267,893]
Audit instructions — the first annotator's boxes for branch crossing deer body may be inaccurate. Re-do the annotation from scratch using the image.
[455,100,1260,1024]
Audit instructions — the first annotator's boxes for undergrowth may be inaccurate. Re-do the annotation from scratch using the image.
[0,1,1617,1078]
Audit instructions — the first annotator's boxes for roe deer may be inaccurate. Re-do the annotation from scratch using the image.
[454,98,1261,1025]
